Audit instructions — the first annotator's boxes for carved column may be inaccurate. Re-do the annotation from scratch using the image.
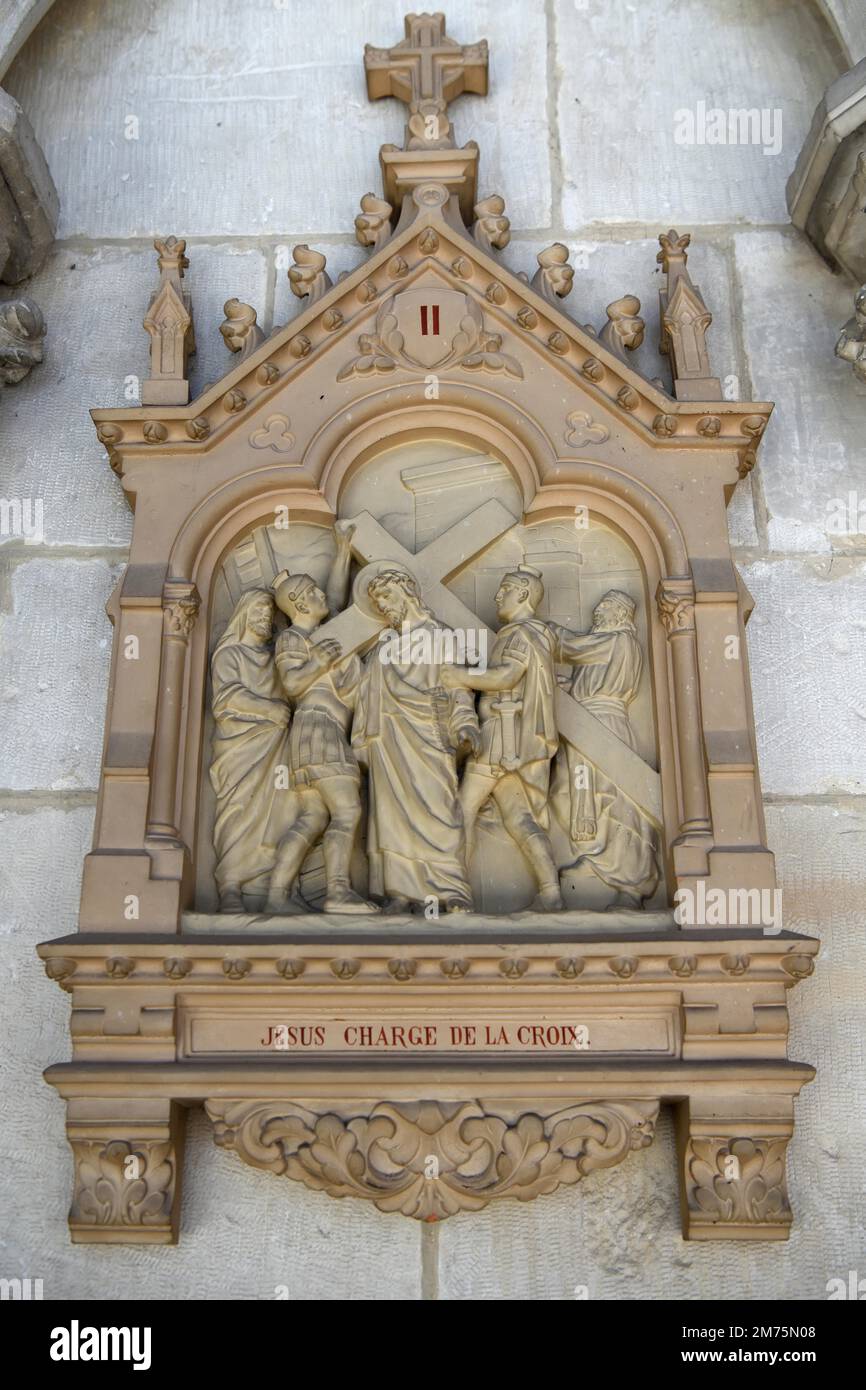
[66,1098,186,1245]
[147,581,200,841]
[656,578,711,841]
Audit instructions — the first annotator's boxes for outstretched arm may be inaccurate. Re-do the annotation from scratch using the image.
[553,626,617,667]
[441,654,526,693]
[325,521,355,616]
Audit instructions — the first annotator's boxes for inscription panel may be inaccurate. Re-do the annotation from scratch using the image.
[179,996,681,1058]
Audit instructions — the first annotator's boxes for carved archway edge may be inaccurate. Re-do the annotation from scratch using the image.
[171,399,690,884]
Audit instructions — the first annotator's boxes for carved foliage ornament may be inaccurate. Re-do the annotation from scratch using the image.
[70,1140,175,1230]
[685,1137,791,1229]
[207,1099,658,1220]
[337,288,523,380]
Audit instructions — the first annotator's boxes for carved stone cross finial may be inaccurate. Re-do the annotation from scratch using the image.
[365,12,488,151]
[364,14,489,225]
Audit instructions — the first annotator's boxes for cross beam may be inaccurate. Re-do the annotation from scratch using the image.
[316,505,663,828]
[364,12,488,147]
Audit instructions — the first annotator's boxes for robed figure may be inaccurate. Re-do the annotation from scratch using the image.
[352,567,480,913]
[553,590,659,907]
[209,589,294,911]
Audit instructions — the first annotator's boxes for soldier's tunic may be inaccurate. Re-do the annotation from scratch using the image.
[468,617,571,825]
[274,627,360,786]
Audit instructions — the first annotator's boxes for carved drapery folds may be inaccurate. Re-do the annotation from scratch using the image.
[207,1098,659,1220]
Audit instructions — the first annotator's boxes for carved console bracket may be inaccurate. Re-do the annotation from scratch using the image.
[41,929,816,1241]
[207,1098,658,1221]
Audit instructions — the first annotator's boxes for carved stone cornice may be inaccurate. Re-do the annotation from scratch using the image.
[90,210,773,478]
[206,1098,658,1220]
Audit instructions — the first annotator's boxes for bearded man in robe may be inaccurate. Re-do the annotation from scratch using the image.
[209,588,294,911]
[553,590,659,908]
[352,567,480,914]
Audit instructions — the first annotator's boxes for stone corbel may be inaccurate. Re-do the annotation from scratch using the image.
[677,1098,795,1240]
[66,1098,186,1245]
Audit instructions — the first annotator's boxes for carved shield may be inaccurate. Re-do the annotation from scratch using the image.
[391,287,469,369]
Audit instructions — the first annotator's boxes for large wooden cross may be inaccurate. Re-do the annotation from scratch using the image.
[316,504,663,828]
[364,13,488,148]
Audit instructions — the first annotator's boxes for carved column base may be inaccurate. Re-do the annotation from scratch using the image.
[206,1098,658,1221]
[66,1098,186,1245]
[677,1099,794,1241]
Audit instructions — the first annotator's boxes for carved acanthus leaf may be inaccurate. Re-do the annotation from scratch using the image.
[531,244,574,304]
[289,245,333,305]
[473,194,511,251]
[70,1140,175,1228]
[219,298,265,361]
[355,193,393,250]
[686,1137,791,1227]
[206,1099,658,1220]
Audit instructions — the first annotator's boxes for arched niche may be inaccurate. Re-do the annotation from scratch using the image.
[182,431,678,915]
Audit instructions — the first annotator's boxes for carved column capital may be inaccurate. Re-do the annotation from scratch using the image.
[162,581,200,639]
[656,577,695,636]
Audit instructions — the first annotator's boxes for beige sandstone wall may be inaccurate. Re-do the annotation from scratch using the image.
[0,0,863,1300]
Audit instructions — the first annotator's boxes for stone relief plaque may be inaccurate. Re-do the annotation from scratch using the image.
[38,11,817,1244]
